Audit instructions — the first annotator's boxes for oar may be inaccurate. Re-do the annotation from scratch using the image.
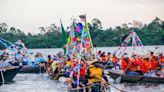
[109,84,126,92]
[115,75,122,83]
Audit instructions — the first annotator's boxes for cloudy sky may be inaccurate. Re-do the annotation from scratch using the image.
[0,0,164,34]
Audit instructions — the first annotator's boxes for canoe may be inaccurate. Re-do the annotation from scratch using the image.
[19,66,46,73]
[108,70,164,83]
[0,67,20,84]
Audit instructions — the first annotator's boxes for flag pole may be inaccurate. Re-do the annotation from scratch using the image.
[84,14,95,57]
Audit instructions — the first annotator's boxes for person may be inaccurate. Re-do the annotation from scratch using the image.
[65,77,86,92]
[142,57,151,75]
[159,54,164,70]
[111,54,120,69]
[51,59,58,78]
[22,55,31,65]
[0,54,11,69]
[38,53,47,70]
[156,54,164,78]
[65,57,71,77]
[0,54,17,70]
[100,52,107,65]
[15,50,23,60]
[97,50,102,57]
[148,52,158,70]
[126,55,142,75]
[106,52,111,62]
[121,53,131,73]
[86,59,109,92]
[46,55,54,75]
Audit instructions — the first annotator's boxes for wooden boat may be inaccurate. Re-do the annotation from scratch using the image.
[19,66,46,73]
[67,83,111,92]
[108,70,164,83]
[0,67,20,84]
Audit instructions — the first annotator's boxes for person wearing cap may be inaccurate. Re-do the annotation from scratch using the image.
[86,59,109,92]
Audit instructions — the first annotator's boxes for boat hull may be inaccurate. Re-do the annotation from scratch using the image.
[108,70,164,83]
[19,66,46,73]
[0,67,20,84]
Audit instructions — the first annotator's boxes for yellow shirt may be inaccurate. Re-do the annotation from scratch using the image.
[51,61,58,72]
[88,67,103,83]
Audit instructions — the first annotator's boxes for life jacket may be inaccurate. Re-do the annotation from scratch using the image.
[100,56,107,62]
[121,57,131,72]
[149,56,158,70]
[88,67,103,83]
[112,56,119,64]
[141,59,151,74]
[150,60,158,70]
[159,56,164,63]
[128,58,141,72]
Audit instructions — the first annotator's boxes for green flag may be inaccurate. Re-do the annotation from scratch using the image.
[60,19,67,54]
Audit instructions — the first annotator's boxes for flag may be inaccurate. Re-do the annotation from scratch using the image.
[132,20,143,28]
[79,15,86,22]
[67,34,71,45]
[60,19,67,45]
[60,19,67,54]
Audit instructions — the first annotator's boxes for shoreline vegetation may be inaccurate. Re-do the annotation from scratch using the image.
[28,45,163,50]
[0,17,164,49]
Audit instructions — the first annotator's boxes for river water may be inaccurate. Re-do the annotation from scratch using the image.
[0,46,164,92]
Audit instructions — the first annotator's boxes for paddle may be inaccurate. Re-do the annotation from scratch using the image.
[115,75,122,83]
[108,83,126,92]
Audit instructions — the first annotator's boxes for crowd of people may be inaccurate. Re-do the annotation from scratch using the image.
[0,48,163,91]
[44,50,163,91]
[121,52,164,77]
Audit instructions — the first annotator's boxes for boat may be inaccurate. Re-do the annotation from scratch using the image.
[67,83,111,92]
[0,67,20,84]
[108,70,164,83]
[19,66,46,73]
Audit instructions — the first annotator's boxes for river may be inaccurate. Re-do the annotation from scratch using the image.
[0,46,164,92]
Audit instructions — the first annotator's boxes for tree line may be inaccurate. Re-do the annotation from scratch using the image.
[0,17,164,49]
